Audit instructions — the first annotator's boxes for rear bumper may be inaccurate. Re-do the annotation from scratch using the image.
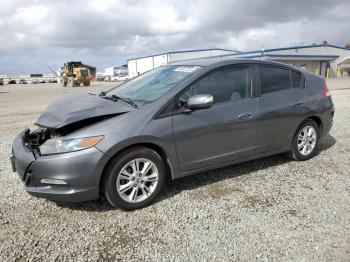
[323,117,333,135]
[11,129,109,202]
[321,105,334,136]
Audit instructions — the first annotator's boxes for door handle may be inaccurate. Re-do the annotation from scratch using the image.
[237,112,255,121]
[292,102,303,107]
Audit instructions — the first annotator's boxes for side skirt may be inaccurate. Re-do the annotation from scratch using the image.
[173,146,290,180]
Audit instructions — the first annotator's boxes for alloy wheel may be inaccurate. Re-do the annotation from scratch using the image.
[297,125,317,156]
[116,158,159,203]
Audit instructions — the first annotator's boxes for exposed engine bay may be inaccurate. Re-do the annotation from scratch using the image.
[20,92,135,157]
[24,114,119,157]
[24,128,50,157]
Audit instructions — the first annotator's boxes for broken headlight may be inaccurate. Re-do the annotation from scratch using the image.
[39,136,104,155]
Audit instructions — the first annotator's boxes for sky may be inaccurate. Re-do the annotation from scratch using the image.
[0,0,349,74]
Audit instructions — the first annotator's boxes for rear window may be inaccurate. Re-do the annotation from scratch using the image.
[290,70,302,88]
[259,65,291,94]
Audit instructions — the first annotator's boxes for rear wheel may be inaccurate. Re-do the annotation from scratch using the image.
[104,147,166,210]
[290,120,320,161]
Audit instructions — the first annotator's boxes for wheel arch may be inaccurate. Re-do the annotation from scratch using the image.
[99,142,174,194]
[289,115,323,145]
[289,115,322,161]
[303,115,323,133]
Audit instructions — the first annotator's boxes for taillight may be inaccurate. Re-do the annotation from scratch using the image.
[323,84,331,97]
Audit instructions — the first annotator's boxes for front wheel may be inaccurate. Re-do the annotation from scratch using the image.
[61,77,67,87]
[67,77,76,87]
[104,147,166,210]
[290,120,320,161]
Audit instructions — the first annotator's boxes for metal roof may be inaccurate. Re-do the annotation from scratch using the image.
[230,44,349,57]
[172,44,347,63]
[169,57,299,68]
[263,54,339,60]
[168,52,341,65]
[127,44,349,64]
[127,48,239,61]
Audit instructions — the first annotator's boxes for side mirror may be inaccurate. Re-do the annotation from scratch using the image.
[187,94,213,110]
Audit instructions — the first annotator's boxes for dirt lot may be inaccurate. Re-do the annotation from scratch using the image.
[0,80,349,261]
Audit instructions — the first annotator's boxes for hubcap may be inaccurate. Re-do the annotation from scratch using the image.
[116,158,159,203]
[297,125,317,156]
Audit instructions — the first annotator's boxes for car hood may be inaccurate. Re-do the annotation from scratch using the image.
[35,93,135,129]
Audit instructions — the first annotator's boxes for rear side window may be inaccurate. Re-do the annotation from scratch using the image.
[290,70,302,88]
[259,65,291,94]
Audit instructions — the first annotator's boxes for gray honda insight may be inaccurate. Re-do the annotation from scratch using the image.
[10,59,334,210]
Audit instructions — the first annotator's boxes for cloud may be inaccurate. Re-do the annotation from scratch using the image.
[0,0,349,73]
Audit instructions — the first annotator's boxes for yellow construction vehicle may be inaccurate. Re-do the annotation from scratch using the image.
[61,61,91,87]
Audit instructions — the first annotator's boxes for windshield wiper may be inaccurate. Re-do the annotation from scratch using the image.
[99,92,137,108]
[111,95,138,108]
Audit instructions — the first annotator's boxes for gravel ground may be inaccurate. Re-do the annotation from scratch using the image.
[0,81,349,261]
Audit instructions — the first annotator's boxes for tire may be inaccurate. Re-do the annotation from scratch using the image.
[103,147,166,210]
[83,82,90,86]
[61,77,67,87]
[289,120,320,161]
[67,77,74,87]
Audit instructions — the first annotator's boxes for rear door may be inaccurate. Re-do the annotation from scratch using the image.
[256,65,306,153]
[172,64,258,172]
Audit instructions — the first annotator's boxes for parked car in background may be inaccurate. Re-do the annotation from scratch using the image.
[8,80,16,84]
[19,79,27,84]
[111,75,129,82]
[0,78,3,85]
[48,79,58,83]
[96,76,105,81]
[10,59,334,210]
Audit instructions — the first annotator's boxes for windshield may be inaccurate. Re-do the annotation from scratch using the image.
[106,65,202,103]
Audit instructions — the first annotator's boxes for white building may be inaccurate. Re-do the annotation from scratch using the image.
[127,48,238,78]
[127,44,350,78]
[104,67,115,76]
[104,65,128,77]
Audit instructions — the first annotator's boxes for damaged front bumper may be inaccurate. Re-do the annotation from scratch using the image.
[10,129,109,202]
[11,129,35,182]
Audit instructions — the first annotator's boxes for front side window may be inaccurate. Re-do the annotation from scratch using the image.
[107,65,201,103]
[259,65,291,94]
[178,65,251,107]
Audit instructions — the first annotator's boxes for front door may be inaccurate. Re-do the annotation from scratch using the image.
[172,65,258,172]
